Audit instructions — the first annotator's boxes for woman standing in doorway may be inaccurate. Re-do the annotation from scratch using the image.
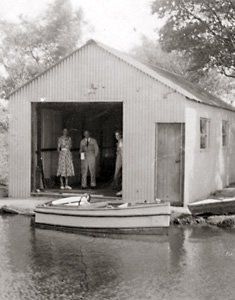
[113,130,123,196]
[57,128,75,189]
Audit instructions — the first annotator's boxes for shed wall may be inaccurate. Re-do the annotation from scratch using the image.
[185,101,235,203]
[8,42,235,203]
[9,43,185,200]
[9,96,31,197]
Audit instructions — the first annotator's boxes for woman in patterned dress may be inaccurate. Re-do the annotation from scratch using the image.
[57,128,75,189]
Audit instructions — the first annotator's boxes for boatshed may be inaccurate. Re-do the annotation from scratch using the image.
[8,39,235,206]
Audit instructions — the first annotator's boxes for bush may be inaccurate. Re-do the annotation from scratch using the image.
[0,99,8,186]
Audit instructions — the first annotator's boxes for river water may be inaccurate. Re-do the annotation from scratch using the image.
[0,215,234,300]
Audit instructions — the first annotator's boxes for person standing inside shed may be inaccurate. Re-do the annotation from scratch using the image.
[57,128,75,190]
[80,130,99,189]
[113,130,123,196]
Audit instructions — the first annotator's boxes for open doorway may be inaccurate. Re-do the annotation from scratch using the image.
[31,102,123,196]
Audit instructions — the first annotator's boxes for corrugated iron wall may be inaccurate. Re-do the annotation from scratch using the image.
[11,42,235,202]
[184,102,235,203]
[9,42,186,200]
[9,94,31,198]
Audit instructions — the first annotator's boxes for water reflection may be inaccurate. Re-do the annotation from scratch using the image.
[168,227,186,271]
[0,215,235,300]
[32,227,171,299]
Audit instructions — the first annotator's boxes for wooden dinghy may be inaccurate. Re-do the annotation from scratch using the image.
[34,195,171,235]
[188,198,235,216]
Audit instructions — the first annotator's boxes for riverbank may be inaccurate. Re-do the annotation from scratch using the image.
[1,197,235,228]
[0,197,189,216]
[0,197,49,215]
[170,211,235,228]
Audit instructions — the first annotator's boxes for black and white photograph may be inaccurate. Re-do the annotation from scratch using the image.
[0,0,234,299]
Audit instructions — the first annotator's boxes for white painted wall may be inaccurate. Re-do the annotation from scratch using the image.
[184,101,235,204]
[8,42,235,204]
[8,42,186,201]
[9,96,31,198]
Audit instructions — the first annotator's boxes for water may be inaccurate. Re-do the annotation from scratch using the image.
[0,215,234,300]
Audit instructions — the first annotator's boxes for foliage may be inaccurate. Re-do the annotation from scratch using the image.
[132,36,234,103]
[0,99,8,132]
[152,0,235,78]
[197,69,234,103]
[132,36,191,76]
[0,0,86,96]
[0,99,8,185]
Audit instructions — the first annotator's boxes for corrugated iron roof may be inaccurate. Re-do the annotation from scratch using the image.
[96,40,234,111]
[148,64,234,111]
[8,39,235,112]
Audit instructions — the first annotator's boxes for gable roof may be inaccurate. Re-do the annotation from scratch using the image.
[97,40,234,111]
[8,39,235,112]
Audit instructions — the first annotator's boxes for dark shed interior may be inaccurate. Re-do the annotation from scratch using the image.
[32,102,123,193]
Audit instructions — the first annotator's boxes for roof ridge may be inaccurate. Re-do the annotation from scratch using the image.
[7,39,235,112]
[94,40,234,108]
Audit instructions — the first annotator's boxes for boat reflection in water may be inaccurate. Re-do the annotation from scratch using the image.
[0,215,235,300]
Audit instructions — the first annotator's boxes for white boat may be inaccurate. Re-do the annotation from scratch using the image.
[34,195,171,235]
[188,197,235,216]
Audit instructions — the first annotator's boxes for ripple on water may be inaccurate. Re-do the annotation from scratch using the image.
[0,215,235,300]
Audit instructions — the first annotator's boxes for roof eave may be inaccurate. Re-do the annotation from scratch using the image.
[7,39,235,112]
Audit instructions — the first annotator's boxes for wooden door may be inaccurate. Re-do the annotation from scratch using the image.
[156,123,184,205]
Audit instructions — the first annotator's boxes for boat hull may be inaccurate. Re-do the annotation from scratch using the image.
[34,203,170,235]
[188,198,235,216]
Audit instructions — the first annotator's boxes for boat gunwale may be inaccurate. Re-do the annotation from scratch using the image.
[34,210,171,218]
[35,202,170,212]
[188,199,235,207]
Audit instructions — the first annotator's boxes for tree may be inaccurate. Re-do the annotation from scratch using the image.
[132,36,234,103]
[132,36,191,76]
[152,0,235,78]
[197,69,234,103]
[0,99,8,185]
[0,0,86,96]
